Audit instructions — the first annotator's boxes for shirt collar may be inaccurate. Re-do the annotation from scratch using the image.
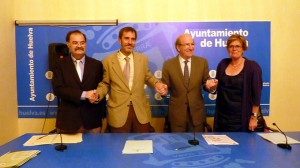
[118,50,133,60]
[178,55,191,63]
[71,55,85,63]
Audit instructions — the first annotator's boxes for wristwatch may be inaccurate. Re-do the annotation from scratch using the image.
[252,112,258,117]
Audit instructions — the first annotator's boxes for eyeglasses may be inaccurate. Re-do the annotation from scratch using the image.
[228,45,242,50]
[178,43,195,47]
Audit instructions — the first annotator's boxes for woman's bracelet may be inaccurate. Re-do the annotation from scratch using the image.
[250,116,258,122]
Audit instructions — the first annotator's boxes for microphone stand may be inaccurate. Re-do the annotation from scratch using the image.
[188,126,199,146]
[55,133,67,151]
[54,96,67,151]
[272,123,292,150]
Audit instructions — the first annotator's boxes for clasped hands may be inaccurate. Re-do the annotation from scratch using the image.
[155,82,168,96]
[205,79,218,92]
[86,90,99,104]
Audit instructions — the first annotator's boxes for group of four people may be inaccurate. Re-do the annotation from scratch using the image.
[52,26,263,134]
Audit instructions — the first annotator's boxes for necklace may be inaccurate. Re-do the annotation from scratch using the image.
[231,59,244,68]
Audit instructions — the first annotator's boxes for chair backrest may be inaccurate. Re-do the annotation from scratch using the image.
[204,122,212,132]
[255,107,278,132]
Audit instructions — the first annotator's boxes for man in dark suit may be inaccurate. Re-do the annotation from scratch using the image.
[162,34,218,132]
[52,30,106,133]
[94,27,167,133]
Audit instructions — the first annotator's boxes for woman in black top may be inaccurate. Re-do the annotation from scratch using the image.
[214,34,263,132]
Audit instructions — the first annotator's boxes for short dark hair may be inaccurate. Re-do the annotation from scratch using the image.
[118,27,137,39]
[226,34,248,51]
[66,30,86,42]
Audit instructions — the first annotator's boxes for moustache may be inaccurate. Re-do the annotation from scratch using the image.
[75,47,84,51]
[126,44,133,47]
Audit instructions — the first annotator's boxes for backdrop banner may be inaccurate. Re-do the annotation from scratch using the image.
[16,22,270,118]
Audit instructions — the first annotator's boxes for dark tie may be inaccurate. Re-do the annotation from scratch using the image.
[184,60,189,87]
[123,57,130,84]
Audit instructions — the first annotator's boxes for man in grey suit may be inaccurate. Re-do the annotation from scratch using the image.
[162,34,218,132]
[94,27,167,133]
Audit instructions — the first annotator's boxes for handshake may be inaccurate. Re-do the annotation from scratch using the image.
[84,81,168,104]
[155,82,168,96]
[86,90,99,104]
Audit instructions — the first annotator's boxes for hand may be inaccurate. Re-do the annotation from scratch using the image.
[155,82,168,96]
[205,79,218,92]
[86,90,99,103]
[249,116,258,131]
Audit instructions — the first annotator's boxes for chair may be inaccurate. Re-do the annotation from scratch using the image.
[49,129,57,133]
[204,122,213,132]
[255,111,278,132]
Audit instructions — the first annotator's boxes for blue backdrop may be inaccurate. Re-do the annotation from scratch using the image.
[16,22,270,118]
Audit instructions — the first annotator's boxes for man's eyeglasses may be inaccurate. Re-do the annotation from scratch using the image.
[228,45,242,50]
[178,43,195,47]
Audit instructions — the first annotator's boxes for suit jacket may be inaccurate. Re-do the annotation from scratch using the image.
[97,52,159,128]
[162,55,210,127]
[52,55,106,132]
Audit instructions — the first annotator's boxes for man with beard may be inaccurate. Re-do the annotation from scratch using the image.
[93,27,167,133]
[52,30,106,133]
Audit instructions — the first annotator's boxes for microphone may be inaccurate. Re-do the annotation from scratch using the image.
[272,123,291,150]
[188,126,199,146]
[55,133,67,151]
